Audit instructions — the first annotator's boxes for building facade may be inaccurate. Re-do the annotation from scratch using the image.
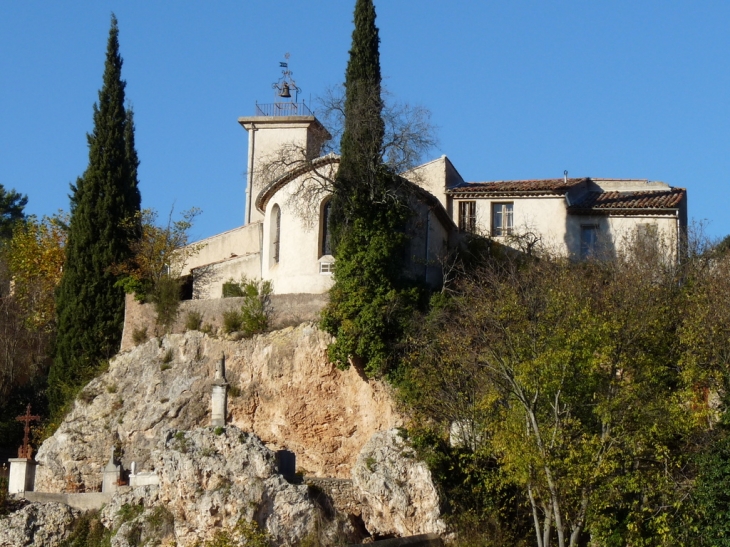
[181,104,687,299]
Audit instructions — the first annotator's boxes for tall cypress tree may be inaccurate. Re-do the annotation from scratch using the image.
[322,0,416,377]
[49,15,141,414]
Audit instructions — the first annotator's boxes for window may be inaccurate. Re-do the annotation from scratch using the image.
[321,200,332,256]
[458,201,476,232]
[270,205,281,265]
[492,202,513,236]
[320,262,335,274]
[580,224,599,259]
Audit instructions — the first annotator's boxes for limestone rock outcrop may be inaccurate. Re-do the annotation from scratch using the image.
[0,501,80,547]
[353,429,446,538]
[97,426,359,547]
[35,324,401,492]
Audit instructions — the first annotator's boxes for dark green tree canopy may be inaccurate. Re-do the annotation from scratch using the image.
[336,0,385,199]
[322,0,418,376]
[0,185,27,239]
[49,14,141,415]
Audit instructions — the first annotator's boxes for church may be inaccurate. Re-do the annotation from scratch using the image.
[181,81,687,300]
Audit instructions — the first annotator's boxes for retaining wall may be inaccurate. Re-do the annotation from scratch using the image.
[120,293,328,352]
[22,491,115,511]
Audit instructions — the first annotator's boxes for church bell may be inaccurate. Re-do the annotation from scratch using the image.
[279,82,291,98]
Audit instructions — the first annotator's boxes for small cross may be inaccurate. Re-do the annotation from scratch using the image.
[16,404,40,459]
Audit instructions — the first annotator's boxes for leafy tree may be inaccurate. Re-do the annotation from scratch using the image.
[0,185,28,240]
[6,213,67,331]
[0,214,64,452]
[321,0,418,376]
[49,15,141,416]
[402,248,701,547]
[114,207,201,332]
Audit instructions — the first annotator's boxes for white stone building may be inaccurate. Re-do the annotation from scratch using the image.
[181,102,687,299]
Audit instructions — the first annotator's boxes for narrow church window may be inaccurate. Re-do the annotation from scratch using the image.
[458,201,476,232]
[580,224,599,259]
[321,200,332,256]
[492,202,513,236]
[272,205,281,264]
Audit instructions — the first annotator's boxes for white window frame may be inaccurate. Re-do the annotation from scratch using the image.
[492,202,513,236]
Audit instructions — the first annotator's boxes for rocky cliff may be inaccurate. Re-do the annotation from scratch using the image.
[8,323,445,546]
[35,324,401,491]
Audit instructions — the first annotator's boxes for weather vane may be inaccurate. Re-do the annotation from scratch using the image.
[272,53,300,102]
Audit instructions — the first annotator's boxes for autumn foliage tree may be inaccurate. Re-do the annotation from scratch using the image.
[114,207,201,331]
[401,235,718,546]
[0,214,66,450]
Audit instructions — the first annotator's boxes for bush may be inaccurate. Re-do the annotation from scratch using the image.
[222,279,245,298]
[222,310,243,334]
[152,276,181,332]
[185,310,203,331]
[58,510,112,547]
[132,327,147,345]
[221,276,272,336]
[240,279,272,336]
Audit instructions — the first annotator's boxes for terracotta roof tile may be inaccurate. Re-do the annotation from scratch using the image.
[569,188,686,213]
[447,178,587,195]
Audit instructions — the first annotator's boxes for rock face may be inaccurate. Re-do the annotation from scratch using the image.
[0,502,80,547]
[353,429,446,538]
[35,324,401,491]
[97,426,358,547]
[153,426,316,546]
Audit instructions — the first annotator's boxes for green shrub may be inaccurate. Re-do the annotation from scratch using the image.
[221,276,272,336]
[132,327,148,345]
[145,505,174,538]
[222,310,244,334]
[118,503,144,524]
[152,276,181,332]
[214,426,225,436]
[240,279,272,336]
[185,310,203,331]
[58,510,112,547]
[162,348,174,364]
[222,278,245,298]
[199,518,271,547]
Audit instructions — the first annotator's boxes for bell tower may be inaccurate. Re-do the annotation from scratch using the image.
[239,54,330,225]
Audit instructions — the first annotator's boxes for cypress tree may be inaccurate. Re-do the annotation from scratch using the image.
[322,0,416,376]
[48,15,141,414]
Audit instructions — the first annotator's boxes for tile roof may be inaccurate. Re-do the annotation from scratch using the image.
[447,178,587,196]
[569,188,686,213]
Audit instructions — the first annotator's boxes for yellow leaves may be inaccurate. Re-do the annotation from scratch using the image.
[6,213,67,331]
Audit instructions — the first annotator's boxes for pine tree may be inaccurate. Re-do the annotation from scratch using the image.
[322,0,417,377]
[0,185,27,240]
[48,15,141,415]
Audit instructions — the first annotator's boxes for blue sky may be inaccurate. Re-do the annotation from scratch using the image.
[2,1,729,241]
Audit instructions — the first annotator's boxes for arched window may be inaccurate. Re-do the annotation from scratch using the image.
[271,205,281,264]
[321,200,332,256]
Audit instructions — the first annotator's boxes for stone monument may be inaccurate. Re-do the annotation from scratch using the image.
[101,447,121,493]
[8,404,39,494]
[211,353,229,427]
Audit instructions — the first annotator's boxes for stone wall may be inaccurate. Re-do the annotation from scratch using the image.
[121,292,328,352]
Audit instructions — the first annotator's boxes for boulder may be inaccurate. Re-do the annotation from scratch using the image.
[353,430,446,538]
[0,501,79,547]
